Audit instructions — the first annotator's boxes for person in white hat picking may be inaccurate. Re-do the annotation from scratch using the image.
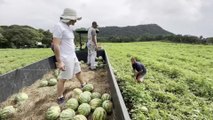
[52,8,86,104]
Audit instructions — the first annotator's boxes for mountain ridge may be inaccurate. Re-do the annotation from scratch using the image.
[98,24,173,37]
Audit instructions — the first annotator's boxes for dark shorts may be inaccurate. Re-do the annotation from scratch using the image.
[136,71,146,79]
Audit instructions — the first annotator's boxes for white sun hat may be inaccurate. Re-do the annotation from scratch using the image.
[60,8,82,22]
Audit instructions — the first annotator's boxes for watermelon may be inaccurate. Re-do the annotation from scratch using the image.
[77,103,91,116]
[73,115,87,120]
[102,100,113,113]
[54,69,60,77]
[90,98,102,110]
[66,98,79,110]
[141,106,148,113]
[101,93,111,101]
[48,78,57,86]
[80,60,84,64]
[96,56,103,61]
[91,92,101,99]
[0,106,16,119]
[82,83,94,92]
[46,106,61,120]
[60,108,75,120]
[78,93,91,104]
[92,107,107,120]
[15,92,28,103]
[39,80,48,87]
[83,91,92,97]
[97,63,104,68]
[73,88,83,98]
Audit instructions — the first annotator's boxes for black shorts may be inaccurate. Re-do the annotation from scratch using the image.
[136,71,146,79]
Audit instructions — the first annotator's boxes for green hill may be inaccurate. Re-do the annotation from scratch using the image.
[98,24,173,37]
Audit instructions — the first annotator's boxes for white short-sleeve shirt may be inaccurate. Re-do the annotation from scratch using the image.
[87,27,97,45]
[52,21,76,59]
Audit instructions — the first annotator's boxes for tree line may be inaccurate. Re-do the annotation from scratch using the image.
[97,24,213,44]
[0,25,52,48]
[98,34,213,44]
[0,25,212,48]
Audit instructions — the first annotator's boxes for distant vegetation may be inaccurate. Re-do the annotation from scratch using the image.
[0,25,52,48]
[97,24,213,44]
[99,24,173,38]
[0,24,212,48]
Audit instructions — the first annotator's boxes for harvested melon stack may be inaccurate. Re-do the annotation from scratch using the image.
[45,83,113,120]
[0,92,29,119]
[95,56,105,69]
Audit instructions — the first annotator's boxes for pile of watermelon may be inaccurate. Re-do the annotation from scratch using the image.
[0,92,29,119]
[39,78,58,87]
[45,83,113,120]
[95,56,105,69]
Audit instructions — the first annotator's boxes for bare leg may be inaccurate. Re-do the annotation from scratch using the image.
[137,75,144,83]
[76,72,86,85]
[57,79,66,98]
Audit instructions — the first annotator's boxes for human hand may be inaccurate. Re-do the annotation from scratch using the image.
[95,46,98,51]
[56,61,65,71]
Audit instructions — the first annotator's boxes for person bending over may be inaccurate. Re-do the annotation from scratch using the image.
[131,57,147,83]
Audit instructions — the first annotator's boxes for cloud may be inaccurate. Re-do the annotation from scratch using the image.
[124,0,213,37]
[0,0,212,37]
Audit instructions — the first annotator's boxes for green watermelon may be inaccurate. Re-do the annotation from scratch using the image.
[54,69,60,77]
[83,91,92,97]
[73,115,87,120]
[101,93,111,101]
[15,92,28,103]
[46,106,61,120]
[96,56,103,61]
[73,88,83,98]
[141,106,148,113]
[48,78,57,86]
[0,106,16,119]
[66,98,79,110]
[90,98,102,110]
[80,60,84,64]
[102,100,113,113]
[92,107,107,120]
[82,83,94,92]
[60,108,75,120]
[91,92,101,99]
[39,80,48,87]
[78,93,91,104]
[77,103,91,116]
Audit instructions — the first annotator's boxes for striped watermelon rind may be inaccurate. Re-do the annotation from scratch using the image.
[92,107,107,120]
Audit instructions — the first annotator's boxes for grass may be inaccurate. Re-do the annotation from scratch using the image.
[0,48,53,75]
[103,41,213,119]
[1,42,213,119]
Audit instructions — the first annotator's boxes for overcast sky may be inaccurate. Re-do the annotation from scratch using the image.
[0,0,212,37]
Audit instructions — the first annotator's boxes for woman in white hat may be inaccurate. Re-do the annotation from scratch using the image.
[52,8,86,104]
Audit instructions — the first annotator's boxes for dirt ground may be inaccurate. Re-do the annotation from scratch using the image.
[0,63,113,120]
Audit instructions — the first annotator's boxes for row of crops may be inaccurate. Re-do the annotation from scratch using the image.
[0,42,213,119]
[0,48,53,75]
[103,42,213,119]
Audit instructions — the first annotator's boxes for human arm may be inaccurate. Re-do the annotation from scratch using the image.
[132,64,138,76]
[91,29,98,50]
[52,23,66,71]
[52,37,65,71]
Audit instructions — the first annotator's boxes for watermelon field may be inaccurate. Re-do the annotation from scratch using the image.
[0,49,53,75]
[103,42,213,120]
[0,41,213,119]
